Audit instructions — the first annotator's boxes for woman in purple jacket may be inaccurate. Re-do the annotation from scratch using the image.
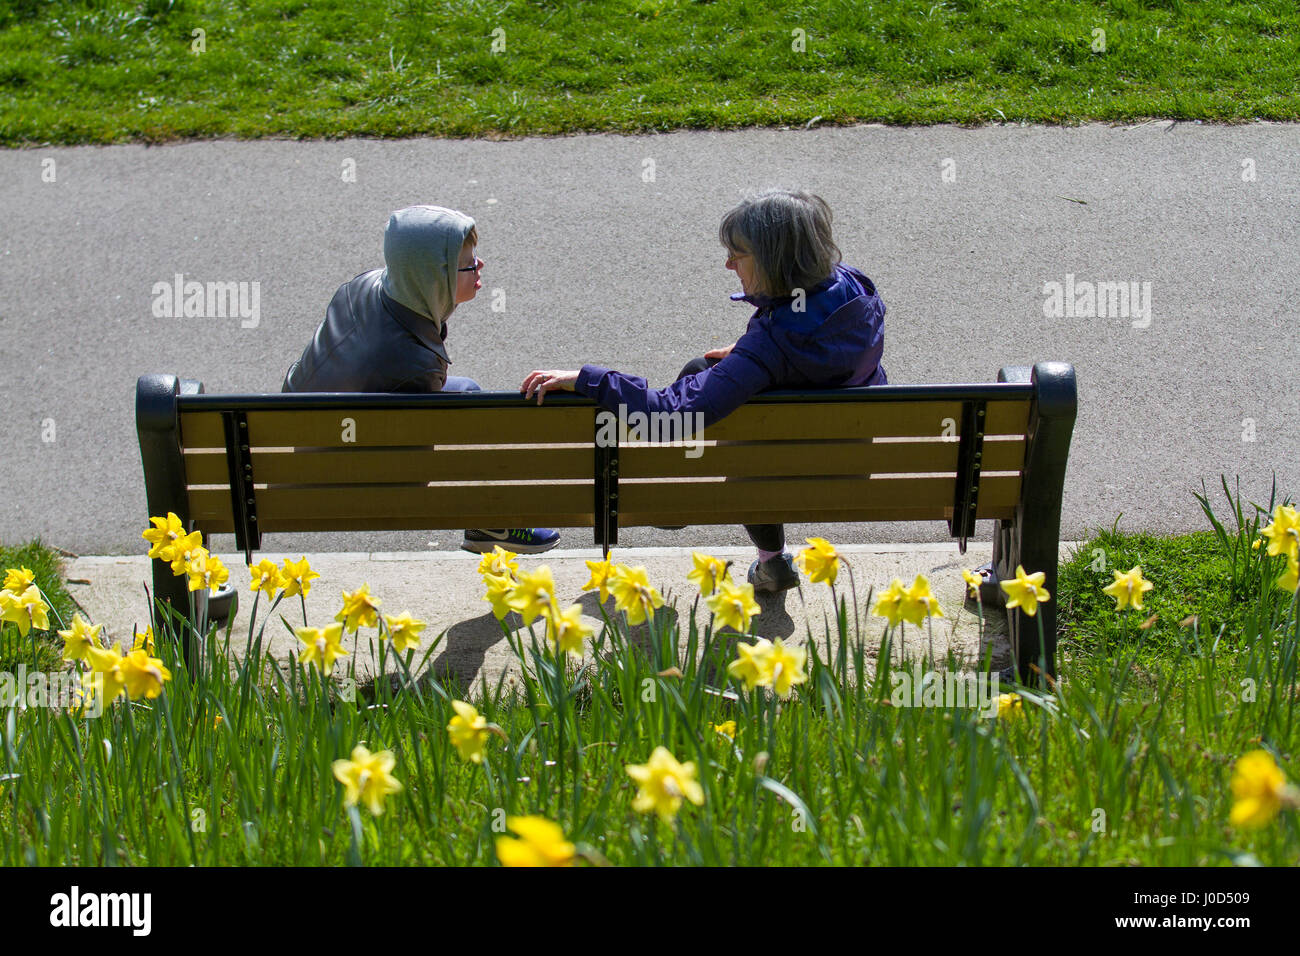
[521,189,886,593]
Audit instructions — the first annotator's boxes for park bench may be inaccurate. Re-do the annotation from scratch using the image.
[136,362,1076,681]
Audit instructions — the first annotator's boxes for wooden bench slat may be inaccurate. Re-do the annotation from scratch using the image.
[257,483,592,525]
[700,400,1030,441]
[183,446,594,484]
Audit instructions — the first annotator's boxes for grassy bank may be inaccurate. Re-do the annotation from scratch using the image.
[1,480,1297,865]
[2,0,1298,145]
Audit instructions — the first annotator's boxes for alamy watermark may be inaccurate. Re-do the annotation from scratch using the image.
[889,665,1001,717]
[151,274,261,328]
[596,405,706,459]
[1,666,103,718]
[1043,273,1151,328]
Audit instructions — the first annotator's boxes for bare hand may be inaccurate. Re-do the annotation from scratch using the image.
[520,369,579,405]
[704,342,736,361]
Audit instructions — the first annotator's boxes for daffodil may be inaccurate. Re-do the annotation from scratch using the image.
[249,558,285,595]
[332,745,404,816]
[962,568,983,600]
[581,553,616,602]
[899,573,944,627]
[58,613,103,663]
[706,577,760,633]
[2,567,35,593]
[543,603,592,657]
[727,638,774,691]
[1229,750,1288,828]
[795,537,840,586]
[1260,505,1300,562]
[626,746,705,823]
[767,638,809,699]
[132,625,156,655]
[167,530,205,576]
[296,622,349,676]
[83,644,128,706]
[185,548,230,592]
[1101,565,1154,611]
[280,556,320,598]
[609,565,665,626]
[119,649,173,700]
[447,700,490,764]
[482,572,516,621]
[336,583,381,632]
[1278,555,1300,594]
[1000,565,1051,617]
[382,612,427,653]
[871,578,908,628]
[709,720,737,741]
[507,566,559,626]
[0,585,49,636]
[495,816,576,867]
[995,693,1024,719]
[477,546,519,579]
[141,513,186,562]
[687,552,730,597]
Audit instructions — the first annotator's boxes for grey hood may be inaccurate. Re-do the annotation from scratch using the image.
[379,205,476,336]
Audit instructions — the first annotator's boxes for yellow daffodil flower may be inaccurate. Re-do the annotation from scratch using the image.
[795,537,840,586]
[899,573,944,627]
[1229,750,1288,828]
[767,638,809,699]
[727,638,774,691]
[962,568,983,600]
[280,556,320,598]
[871,578,908,627]
[296,622,349,676]
[332,744,404,816]
[1277,555,1299,594]
[626,746,705,823]
[185,547,230,592]
[477,546,520,579]
[132,625,156,655]
[709,720,737,741]
[507,565,559,627]
[1,585,50,636]
[706,577,760,633]
[1101,565,1154,611]
[382,612,427,653]
[1000,565,1051,617]
[1260,505,1300,562]
[336,583,382,632]
[119,649,173,700]
[168,530,205,576]
[495,815,576,867]
[83,644,128,705]
[609,565,665,626]
[249,558,285,595]
[2,566,35,593]
[543,603,592,656]
[687,552,730,597]
[995,693,1024,719]
[142,513,186,562]
[447,700,491,764]
[581,553,616,603]
[59,613,103,663]
[482,572,516,621]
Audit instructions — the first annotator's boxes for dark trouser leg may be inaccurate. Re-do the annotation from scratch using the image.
[675,357,785,554]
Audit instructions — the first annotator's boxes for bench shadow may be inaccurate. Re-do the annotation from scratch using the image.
[427,610,516,688]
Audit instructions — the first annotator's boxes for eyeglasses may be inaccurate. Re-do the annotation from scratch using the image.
[458,256,484,273]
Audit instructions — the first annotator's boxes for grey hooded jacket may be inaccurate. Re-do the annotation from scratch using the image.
[282,206,476,393]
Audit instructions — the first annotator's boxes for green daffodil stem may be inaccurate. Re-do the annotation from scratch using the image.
[300,593,308,627]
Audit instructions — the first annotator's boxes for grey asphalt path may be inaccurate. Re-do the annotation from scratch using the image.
[1,120,1298,558]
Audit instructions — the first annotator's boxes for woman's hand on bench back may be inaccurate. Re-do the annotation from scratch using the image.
[521,369,579,404]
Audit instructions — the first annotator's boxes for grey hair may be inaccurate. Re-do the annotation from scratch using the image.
[718,189,841,298]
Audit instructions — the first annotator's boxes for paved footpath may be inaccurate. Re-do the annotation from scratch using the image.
[2,122,1298,559]
[63,543,1085,690]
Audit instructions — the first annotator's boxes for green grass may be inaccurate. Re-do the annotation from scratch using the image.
[2,0,1298,145]
[0,539,76,674]
[1,479,1298,865]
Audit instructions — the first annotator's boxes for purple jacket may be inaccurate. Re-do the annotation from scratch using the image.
[576,263,887,427]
